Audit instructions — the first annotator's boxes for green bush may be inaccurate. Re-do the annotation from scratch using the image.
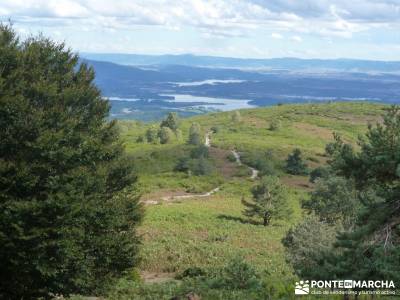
[188,123,202,145]
[158,126,175,144]
[177,267,206,279]
[106,257,286,299]
[190,145,209,159]
[240,151,278,176]
[146,126,159,144]
[268,119,281,131]
[226,152,237,162]
[189,157,215,176]
[210,126,220,133]
[309,166,331,183]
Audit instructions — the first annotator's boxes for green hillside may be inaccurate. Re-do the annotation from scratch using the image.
[110,102,388,298]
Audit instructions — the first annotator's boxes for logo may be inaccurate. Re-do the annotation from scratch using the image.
[295,279,396,296]
[295,280,310,295]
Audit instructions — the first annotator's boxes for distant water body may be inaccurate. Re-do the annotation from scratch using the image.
[171,79,246,87]
[161,94,256,111]
[108,94,255,112]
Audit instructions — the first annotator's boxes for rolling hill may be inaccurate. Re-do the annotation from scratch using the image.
[110,101,387,298]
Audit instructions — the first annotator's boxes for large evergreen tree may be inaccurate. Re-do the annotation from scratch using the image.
[0,25,142,299]
[327,106,400,284]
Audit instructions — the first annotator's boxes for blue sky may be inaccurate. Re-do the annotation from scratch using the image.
[1,0,400,60]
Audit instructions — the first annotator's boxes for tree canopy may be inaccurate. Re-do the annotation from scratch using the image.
[0,24,142,299]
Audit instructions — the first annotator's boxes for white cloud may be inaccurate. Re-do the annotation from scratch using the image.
[271,32,283,39]
[1,0,400,58]
[3,0,393,39]
[290,35,303,42]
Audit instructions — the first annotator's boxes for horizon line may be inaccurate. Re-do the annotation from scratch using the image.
[79,52,400,63]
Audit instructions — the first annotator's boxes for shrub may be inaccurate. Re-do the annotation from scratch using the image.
[158,126,175,144]
[231,111,242,123]
[189,157,215,176]
[309,166,330,183]
[214,256,261,290]
[268,119,281,131]
[136,135,145,143]
[191,145,209,159]
[146,126,159,144]
[175,128,183,140]
[188,123,202,145]
[282,215,339,279]
[226,152,237,162]
[210,126,220,133]
[177,267,206,279]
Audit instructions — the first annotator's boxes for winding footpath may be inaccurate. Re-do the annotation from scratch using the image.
[143,132,258,205]
[231,150,259,179]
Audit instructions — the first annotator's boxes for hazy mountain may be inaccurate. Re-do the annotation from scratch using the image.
[82,53,400,73]
[81,58,400,121]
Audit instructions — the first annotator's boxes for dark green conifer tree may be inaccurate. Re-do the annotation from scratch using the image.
[285,148,308,175]
[328,106,400,284]
[0,24,142,299]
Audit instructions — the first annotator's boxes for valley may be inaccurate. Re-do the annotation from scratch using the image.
[114,101,387,298]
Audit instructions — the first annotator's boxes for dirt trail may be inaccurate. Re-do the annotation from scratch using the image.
[205,131,211,147]
[143,132,258,205]
[231,150,259,179]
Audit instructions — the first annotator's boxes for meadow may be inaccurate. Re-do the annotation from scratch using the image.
[110,102,389,299]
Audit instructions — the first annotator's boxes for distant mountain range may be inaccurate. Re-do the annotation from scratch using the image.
[80,55,400,121]
[81,53,400,73]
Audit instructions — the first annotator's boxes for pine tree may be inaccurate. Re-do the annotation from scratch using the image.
[285,148,308,175]
[160,112,179,132]
[285,106,400,285]
[0,25,142,299]
[242,176,292,226]
[327,106,400,284]
[302,176,358,227]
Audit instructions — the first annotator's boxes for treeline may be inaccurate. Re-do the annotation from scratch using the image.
[137,112,204,146]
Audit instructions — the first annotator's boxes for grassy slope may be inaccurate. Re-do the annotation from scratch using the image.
[119,102,386,285]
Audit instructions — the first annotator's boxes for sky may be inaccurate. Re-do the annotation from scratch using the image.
[1,0,400,60]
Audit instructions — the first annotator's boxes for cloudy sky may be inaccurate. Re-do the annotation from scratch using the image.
[1,0,400,60]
